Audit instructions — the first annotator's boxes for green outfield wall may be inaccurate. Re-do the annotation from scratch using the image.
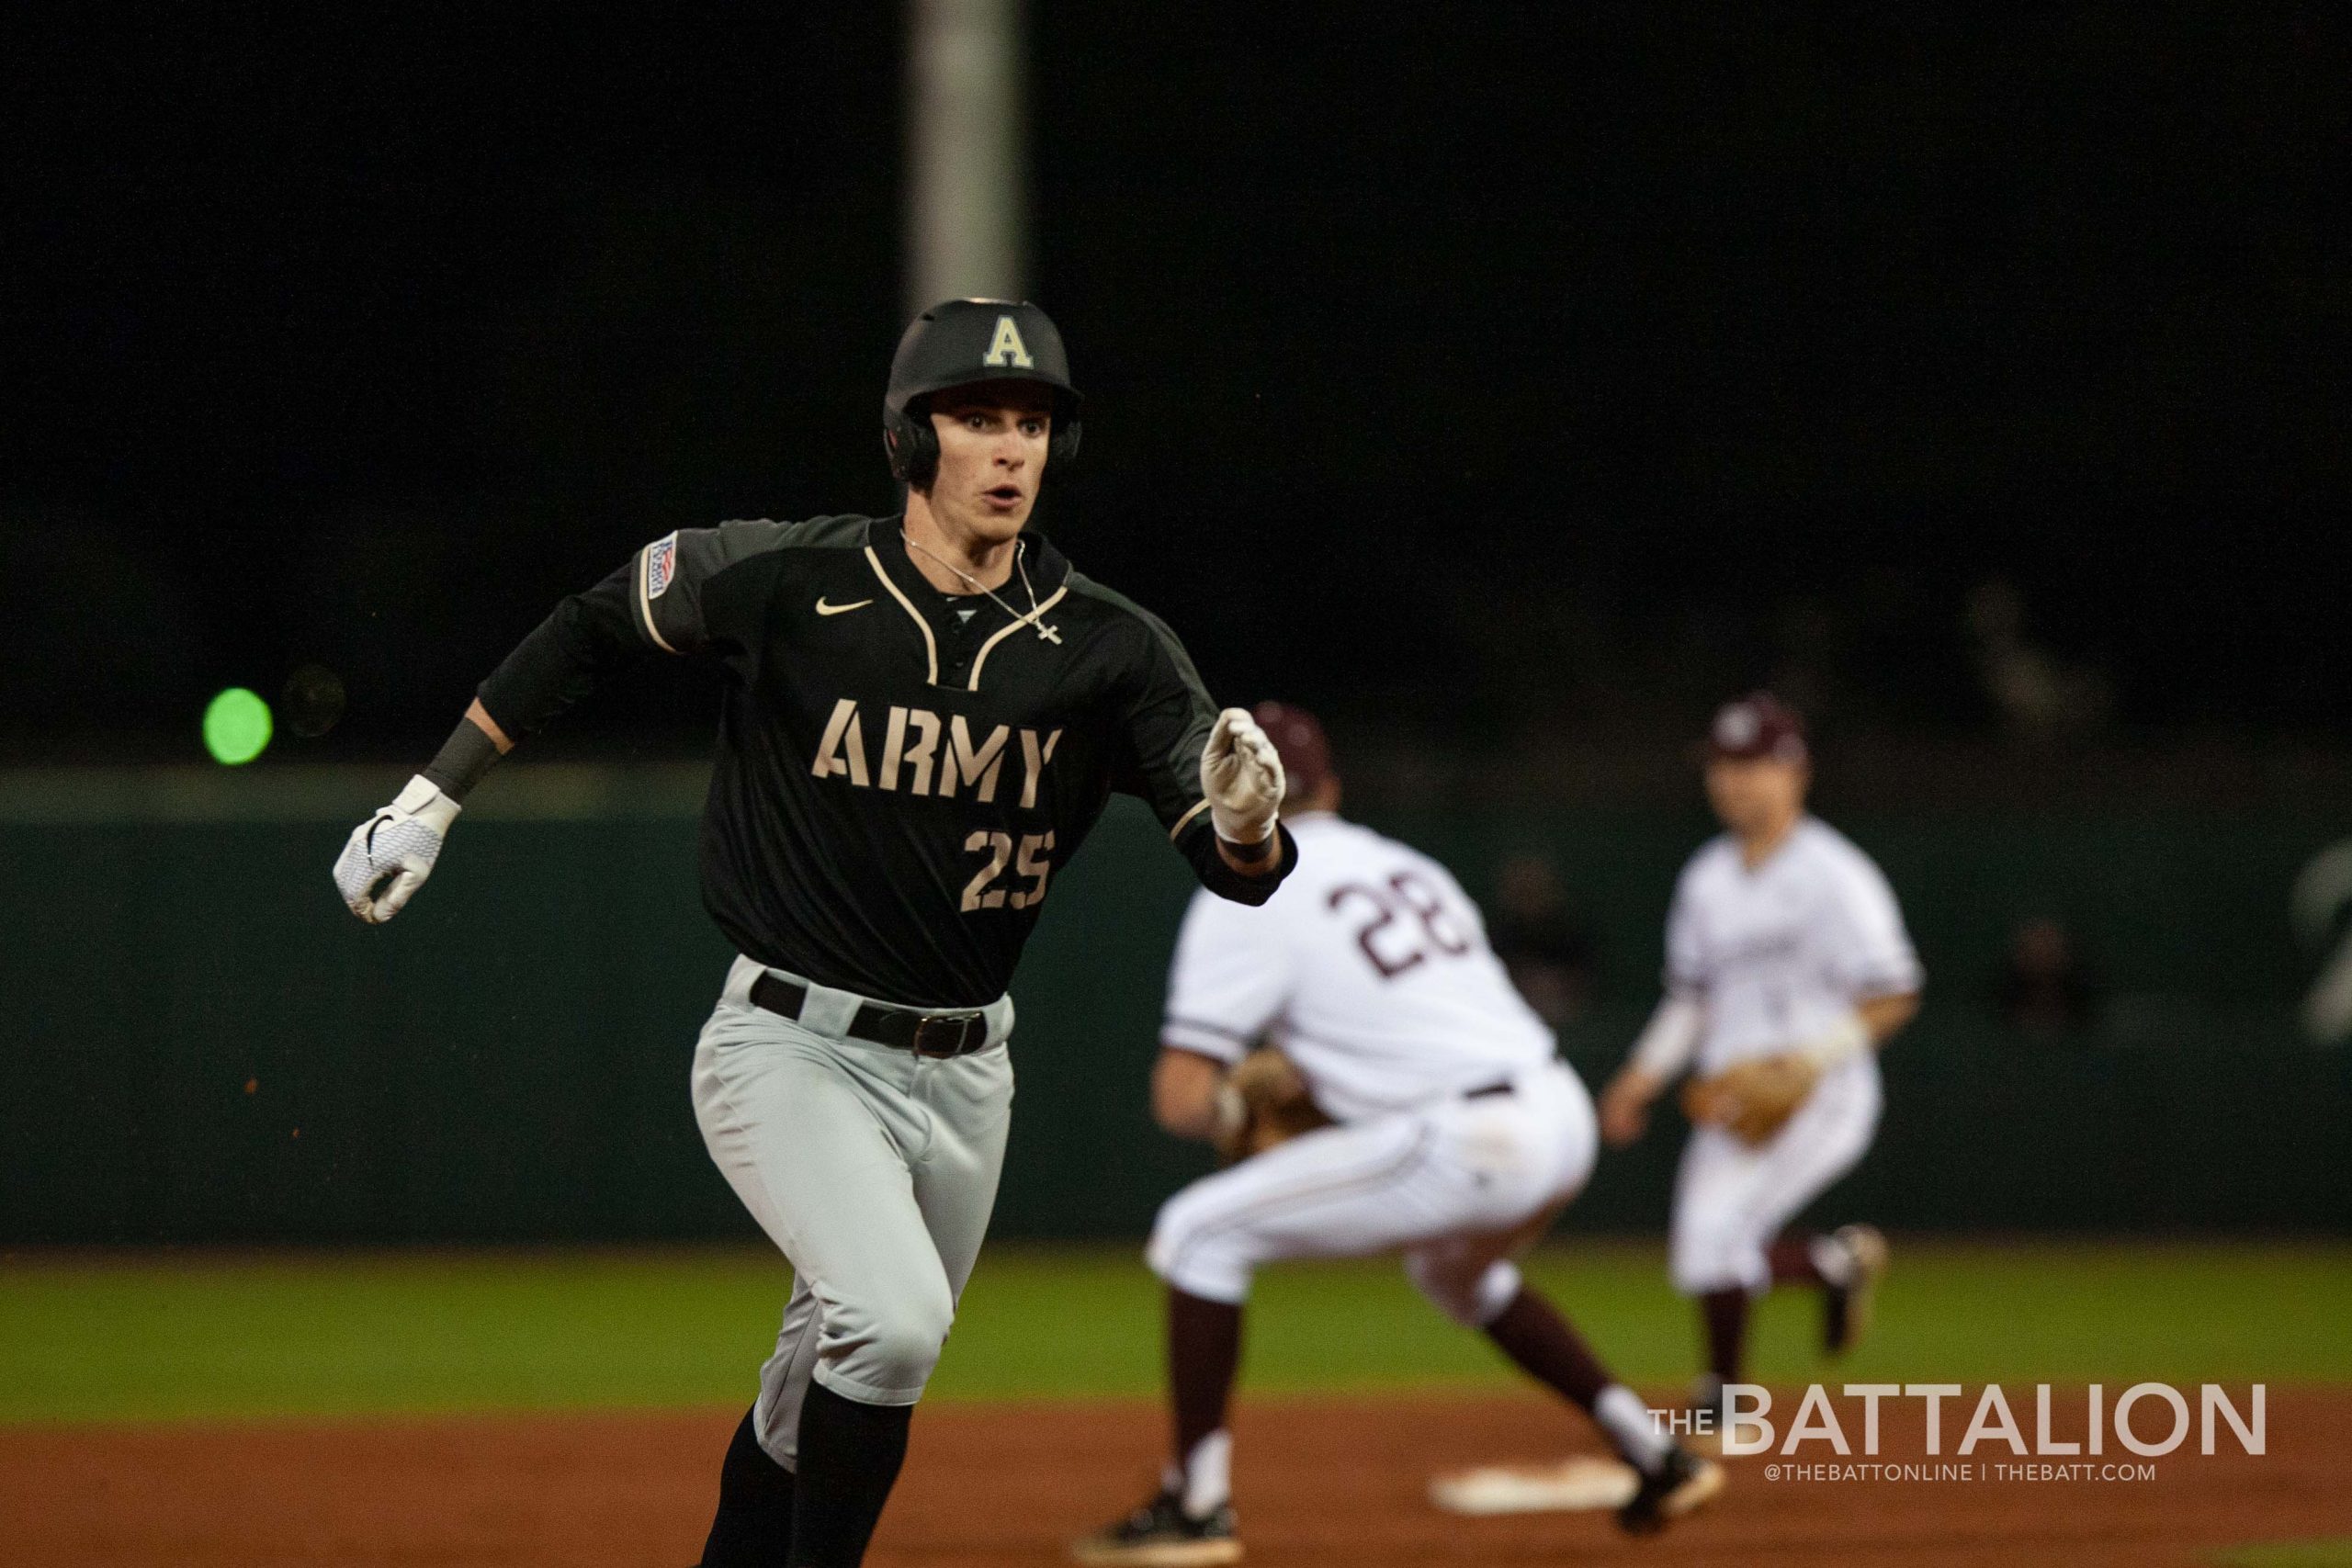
[3,767,2346,1242]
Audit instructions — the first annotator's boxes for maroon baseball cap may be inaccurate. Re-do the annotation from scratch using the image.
[1250,701,1333,799]
[1706,692,1809,763]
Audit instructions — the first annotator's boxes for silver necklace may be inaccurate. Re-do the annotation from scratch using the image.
[902,529,1062,644]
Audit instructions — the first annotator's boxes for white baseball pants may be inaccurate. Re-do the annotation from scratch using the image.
[691,955,1016,1469]
[1668,1053,1881,1295]
[1146,1060,1598,1325]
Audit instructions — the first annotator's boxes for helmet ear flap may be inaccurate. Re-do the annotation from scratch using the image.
[887,395,1078,487]
[883,404,940,488]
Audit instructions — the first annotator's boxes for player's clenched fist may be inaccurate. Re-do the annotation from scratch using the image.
[333,775,461,923]
[1201,706,1285,843]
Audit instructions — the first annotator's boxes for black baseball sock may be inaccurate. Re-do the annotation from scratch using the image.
[1167,1288,1243,1498]
[699,1404,796,1567]
[1485,1285,1675,1472]
[1482,1286,1610,1409]
[786,1382,912,1567]
[1700,1288,1749,1385]
[1766,1231,1828,1285]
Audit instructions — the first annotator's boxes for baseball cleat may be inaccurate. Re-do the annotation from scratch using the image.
[1615,1444,1724,1534]
[1071,1489,1241,1566]
[1825,1223,1889,1356]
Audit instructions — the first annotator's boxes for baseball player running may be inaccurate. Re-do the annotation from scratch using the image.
[1597,694,1920,1431]
[1075,705,1720,1565]
[332,300,1297,1568]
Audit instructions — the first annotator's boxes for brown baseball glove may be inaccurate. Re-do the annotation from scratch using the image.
[1680,1051,1822,1146]
[1214,1046,1334,1164]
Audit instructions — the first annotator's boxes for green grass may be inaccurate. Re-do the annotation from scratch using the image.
[0,1239,2345,1425]
[2211,1542,2352,1568]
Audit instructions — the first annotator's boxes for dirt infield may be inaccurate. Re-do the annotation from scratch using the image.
[5,1388,2346,1566]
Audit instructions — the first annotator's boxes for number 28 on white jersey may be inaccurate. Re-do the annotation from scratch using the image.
[1159,813,1556,1122]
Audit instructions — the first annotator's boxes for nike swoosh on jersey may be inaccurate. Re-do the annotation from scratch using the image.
[815,597,875,616]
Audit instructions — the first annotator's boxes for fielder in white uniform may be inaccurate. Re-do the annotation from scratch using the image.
[1078,705,1720,1566]
[1599,694,1922,1425]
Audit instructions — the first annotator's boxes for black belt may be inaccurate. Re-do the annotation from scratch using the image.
[750,973,995,1059]
[1464,1079,1513,1100]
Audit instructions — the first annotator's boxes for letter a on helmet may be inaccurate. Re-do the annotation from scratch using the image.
[984,315,1035,368]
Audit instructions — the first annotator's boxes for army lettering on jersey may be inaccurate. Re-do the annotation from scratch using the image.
[475,514,1293,1009]
[808,699,1062,807]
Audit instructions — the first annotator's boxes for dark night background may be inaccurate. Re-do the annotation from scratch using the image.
[4,6,2345,777]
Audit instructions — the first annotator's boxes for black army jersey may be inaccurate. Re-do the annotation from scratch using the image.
[477,514,1295,1008]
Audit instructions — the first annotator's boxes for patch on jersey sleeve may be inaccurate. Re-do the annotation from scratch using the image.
[645,532,680,599]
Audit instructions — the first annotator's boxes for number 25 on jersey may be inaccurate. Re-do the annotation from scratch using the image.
[963,830,1055,912]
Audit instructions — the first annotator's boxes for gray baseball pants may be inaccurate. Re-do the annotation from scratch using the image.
[691,954,1016,1467]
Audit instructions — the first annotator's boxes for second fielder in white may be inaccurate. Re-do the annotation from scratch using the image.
[1077,705,1719,1566]
[1599,693,1922,1429]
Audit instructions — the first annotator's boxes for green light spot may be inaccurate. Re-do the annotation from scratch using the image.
[203,688,273,766]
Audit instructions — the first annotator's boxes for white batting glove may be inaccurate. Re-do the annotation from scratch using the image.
[1200,707,1285,844]
[334,775,461,923]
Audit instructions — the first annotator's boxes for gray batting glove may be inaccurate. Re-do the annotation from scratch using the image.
[1201,707,1285,843]
[334,774,461,923]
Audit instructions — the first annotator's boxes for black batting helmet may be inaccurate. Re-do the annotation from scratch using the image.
[883,299,1084,487]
